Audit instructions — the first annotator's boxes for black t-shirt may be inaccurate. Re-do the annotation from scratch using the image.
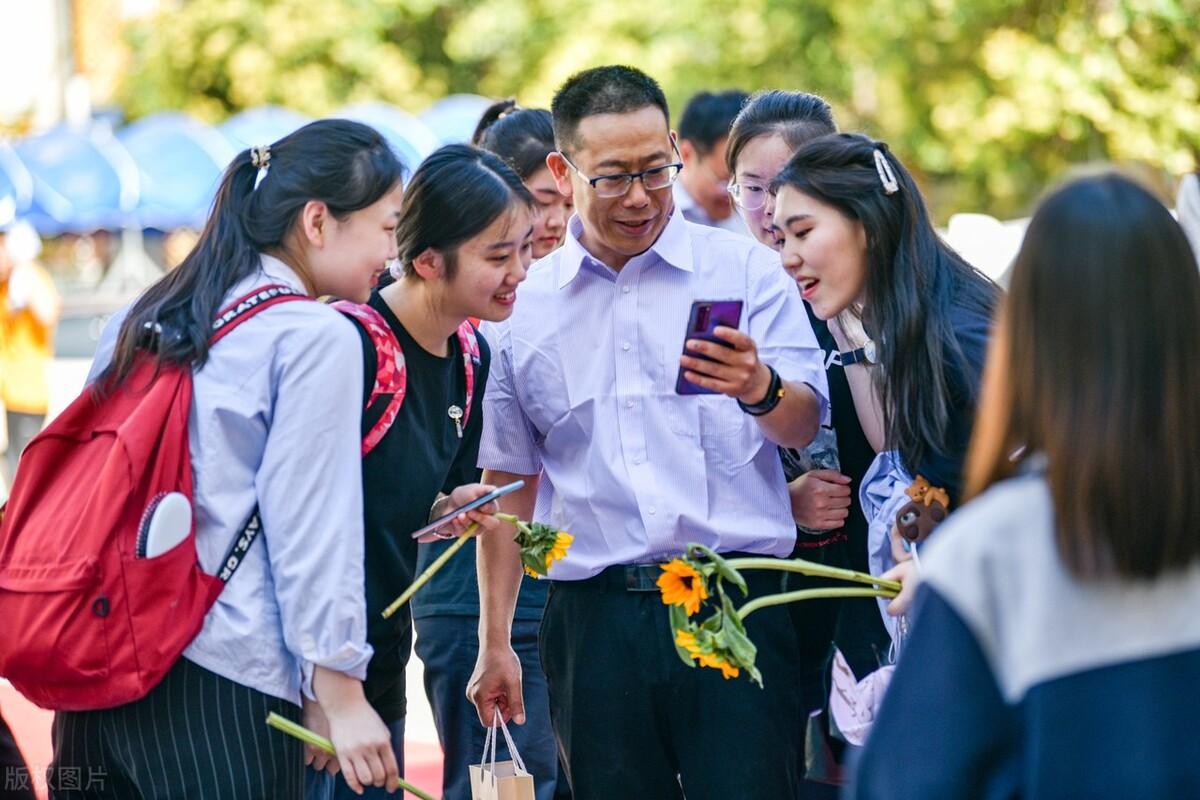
[352,290,490,723]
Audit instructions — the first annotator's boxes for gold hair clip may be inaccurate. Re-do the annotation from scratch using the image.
[873,149,899,195]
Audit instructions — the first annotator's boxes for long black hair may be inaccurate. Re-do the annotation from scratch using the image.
[392,143,534,281]
[102,119,404,388]
[774,133,999,472]
[966,174,1200,577]
[471,100,555,180]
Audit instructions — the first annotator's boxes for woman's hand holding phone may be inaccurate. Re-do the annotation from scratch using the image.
[428,483,507,540]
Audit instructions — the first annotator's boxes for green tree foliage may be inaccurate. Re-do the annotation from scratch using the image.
[119,0,1199,218]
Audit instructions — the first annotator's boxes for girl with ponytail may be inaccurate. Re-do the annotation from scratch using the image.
[305,144,535,800]
[473,99,573,259]
[58,119,407,799]
[408,104,570,800]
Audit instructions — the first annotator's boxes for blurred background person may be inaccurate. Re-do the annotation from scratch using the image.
[852,173,1200,798]
[0,220,60,489]
[674,89,749,233]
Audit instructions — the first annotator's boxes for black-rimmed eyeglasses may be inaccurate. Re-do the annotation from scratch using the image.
[559,145,684,199]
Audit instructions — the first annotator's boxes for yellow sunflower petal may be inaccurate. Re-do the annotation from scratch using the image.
[656,560,709,615]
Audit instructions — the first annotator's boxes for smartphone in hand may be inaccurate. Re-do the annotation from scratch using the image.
[675,300,744,395]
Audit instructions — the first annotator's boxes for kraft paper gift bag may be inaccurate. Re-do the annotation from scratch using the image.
[469,709,535,800]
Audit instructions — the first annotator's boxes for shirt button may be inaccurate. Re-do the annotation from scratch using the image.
[622,342,631,351]
[625,400,634,408]
[622,286,631,294]
[648,507,657,515]
[633,457,643,465]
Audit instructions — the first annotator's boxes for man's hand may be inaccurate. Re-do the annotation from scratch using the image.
[789,469,852,530]
[467,644,526,727]
[679,326,772,404]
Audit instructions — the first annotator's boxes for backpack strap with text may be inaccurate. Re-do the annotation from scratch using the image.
[332,300,478,457]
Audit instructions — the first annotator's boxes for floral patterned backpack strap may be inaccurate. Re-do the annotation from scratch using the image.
[331,300,408,457]
[454,320,480,428]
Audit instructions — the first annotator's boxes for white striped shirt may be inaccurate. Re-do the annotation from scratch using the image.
[478,209,829,579]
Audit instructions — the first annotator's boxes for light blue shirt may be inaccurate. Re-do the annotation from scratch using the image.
[478,209,829,579]
[89,256,373,705]
[673,181,750,236]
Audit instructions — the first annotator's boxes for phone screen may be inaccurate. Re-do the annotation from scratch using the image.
[674,300,745,395]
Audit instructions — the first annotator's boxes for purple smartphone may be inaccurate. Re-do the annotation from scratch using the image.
[675,300,745,395]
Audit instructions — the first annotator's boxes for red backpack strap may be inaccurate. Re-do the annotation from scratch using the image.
[331,300,408,457]
[454,321,480,428]
[209,284,307,346]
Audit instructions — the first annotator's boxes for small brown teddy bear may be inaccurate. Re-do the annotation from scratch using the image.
[894,476,950,544]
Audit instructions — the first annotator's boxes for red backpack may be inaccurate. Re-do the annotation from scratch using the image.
[0,285,306,710]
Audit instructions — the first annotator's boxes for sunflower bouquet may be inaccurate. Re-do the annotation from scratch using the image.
[498,512,575,579]
[658,544,899,686]
[382,513,572,618]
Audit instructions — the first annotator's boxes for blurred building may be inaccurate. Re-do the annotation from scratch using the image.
[0,0,172,134]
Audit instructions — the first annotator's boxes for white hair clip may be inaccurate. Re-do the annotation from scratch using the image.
[387,257,403,281]
[250,145,271,190]
[873,149,900,195]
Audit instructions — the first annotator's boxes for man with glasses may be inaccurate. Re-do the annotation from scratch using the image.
[674,90,750,234]
[468,65,828,800]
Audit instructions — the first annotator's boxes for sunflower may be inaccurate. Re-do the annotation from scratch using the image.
[674,628,702,658]
[697,651,740,680]
[657,559,710,616]
[543,531,573,571]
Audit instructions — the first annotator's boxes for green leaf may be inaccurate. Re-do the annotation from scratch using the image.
[719,593,759,669]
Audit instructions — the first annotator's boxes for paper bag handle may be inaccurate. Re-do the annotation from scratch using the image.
[478,708,529,783]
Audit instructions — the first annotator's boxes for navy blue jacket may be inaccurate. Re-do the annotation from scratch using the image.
[851,472,1200,798]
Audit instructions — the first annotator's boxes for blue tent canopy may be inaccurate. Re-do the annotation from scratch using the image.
[119,112,235,231]
[420,94,495,145]
[219,106,312,152]
[0,142,34,228]
[14,124,139,235]
[335,103,439,175]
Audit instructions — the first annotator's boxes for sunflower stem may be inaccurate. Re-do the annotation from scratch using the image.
[723,557,902,593]
[382,522,478,618]
[265,713,437,800]
[738,587,897,620]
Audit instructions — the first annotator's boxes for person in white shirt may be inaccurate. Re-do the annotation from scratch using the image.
[468,65,829,800]
[673,89,749,235]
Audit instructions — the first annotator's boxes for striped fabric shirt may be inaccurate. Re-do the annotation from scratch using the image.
[478,208,829,579]
[88,256,373,705]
